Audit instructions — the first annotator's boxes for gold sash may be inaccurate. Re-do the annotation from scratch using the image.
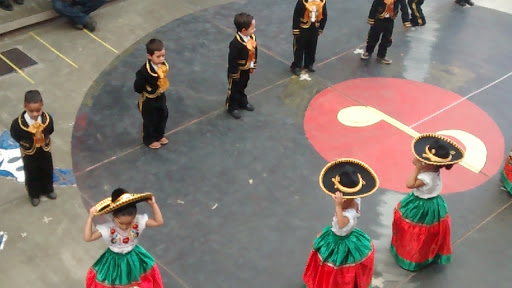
[246,38,257,65]
[27,122,46,147]
[303,0,325,23]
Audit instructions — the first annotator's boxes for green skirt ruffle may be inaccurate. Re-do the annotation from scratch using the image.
[398,192,448,225]
[91,245,155,286]
[313,226,373,266]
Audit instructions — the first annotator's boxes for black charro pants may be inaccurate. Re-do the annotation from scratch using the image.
[408,0,426,26]
[291,25,319,69]
[365,18,394,58]
[23,149,54,199]
[141,94,168,146]
[226,70,250,112]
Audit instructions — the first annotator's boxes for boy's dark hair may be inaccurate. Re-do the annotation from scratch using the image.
[111,188,138,217]
[234,12,254,32]
[24,90,43,104]
[146,39,164,56]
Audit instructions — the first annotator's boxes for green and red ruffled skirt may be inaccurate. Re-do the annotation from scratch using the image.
[501,154,512,194]
[390,192,452,271]
[303,226,375,288]
[86,245,163,288]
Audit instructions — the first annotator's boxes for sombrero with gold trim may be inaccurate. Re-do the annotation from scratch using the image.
[413,133,464,166]
[319,158,379,198]
[94,191,153,216]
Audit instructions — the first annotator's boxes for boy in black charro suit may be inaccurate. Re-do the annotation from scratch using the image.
[361,0,410,64]
[291,0,327,76]
[226,12,258,120]
[134,39,170,149]
[10,90,56,207]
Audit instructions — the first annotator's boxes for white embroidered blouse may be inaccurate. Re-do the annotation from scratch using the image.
[95,214,148,254]
[331,198,361,236]
[412,171,442,199]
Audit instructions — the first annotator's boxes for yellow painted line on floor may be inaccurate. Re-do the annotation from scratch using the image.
[0,53,34,83]
[30,32,79,69]
[83,30,119,54]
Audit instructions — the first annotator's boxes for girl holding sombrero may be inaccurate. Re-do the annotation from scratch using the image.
[303,159,379,288]
[83,188,164,288]
[390,133,465,271]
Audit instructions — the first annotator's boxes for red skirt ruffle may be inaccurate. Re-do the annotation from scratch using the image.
[303,244,374,288]
[86,265,164,288]
[391,204,451,265]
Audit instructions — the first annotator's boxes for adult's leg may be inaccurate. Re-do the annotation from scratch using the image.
[74,0,107,15]
[52,0,88,25]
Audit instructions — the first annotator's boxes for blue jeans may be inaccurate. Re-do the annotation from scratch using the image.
[52,0,107,25]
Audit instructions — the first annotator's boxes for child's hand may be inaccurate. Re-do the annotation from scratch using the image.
[332,192,345,205]
[250,68,255,74]
[147,196,156,205]
[89,206,97,217]
[412,157,423,167]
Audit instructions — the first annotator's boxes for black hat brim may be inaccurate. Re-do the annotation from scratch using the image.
[413,134,465,165]
[319,159,379,198]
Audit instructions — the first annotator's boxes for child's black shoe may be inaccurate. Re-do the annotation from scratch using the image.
[46,192,57,200]
[31,198,40,207]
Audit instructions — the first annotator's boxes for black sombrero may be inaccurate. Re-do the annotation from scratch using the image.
[412,133,465,166]
[319,158,379,198]
[94,189,153,216]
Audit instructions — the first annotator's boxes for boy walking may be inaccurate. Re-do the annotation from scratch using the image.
[134,39,170,149]
[361,0,411,64]
[226,12,258,120]
[10,90,56,207]
[291,0,327,76]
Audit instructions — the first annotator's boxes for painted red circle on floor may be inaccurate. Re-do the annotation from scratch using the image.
[304,78,504,194]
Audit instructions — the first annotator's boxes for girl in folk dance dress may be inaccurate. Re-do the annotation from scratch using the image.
[390,134,465,271]
[84,188,164,288]
[303,159,379,288]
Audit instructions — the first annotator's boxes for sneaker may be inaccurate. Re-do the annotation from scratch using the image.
[158,137,169,145]
[148,142,161,149]
[464,0,474,6]
[377,57,392,64]
[360,52,370,60]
